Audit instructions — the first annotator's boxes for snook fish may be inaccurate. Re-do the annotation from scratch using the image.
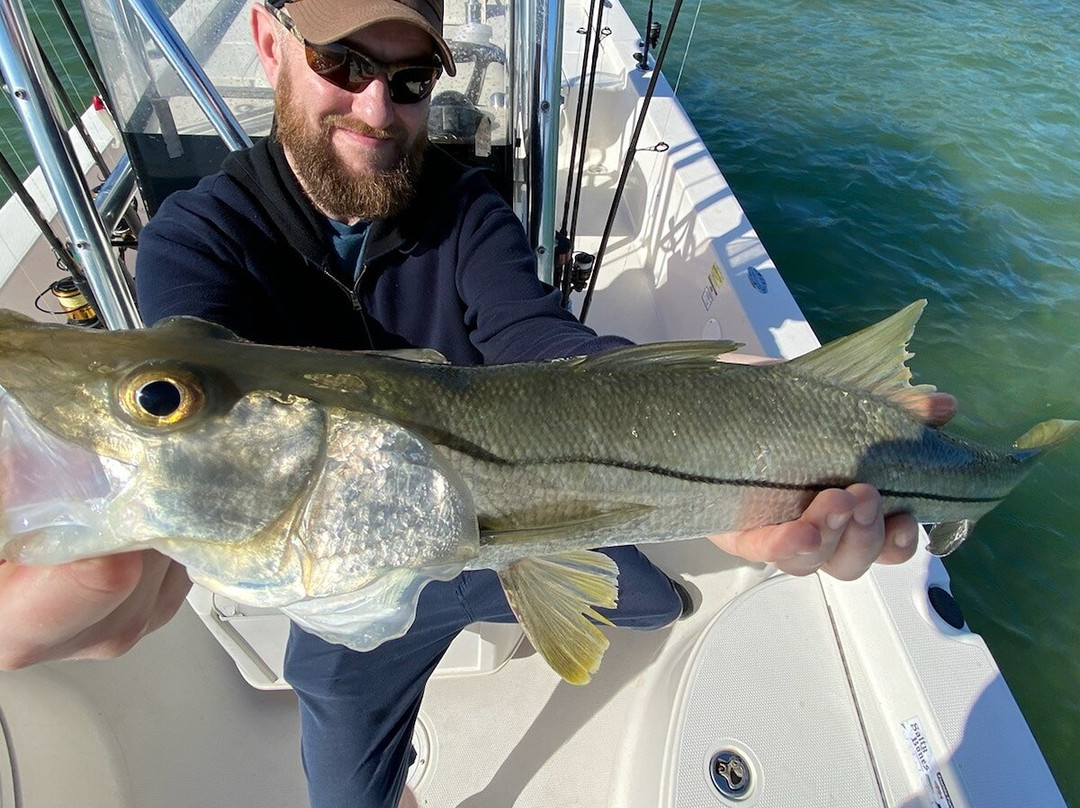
[0,301,1074,683]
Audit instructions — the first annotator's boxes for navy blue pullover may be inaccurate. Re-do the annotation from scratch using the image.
[135,137,627,364]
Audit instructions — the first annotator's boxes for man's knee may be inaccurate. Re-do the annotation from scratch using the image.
[596,546,684,628]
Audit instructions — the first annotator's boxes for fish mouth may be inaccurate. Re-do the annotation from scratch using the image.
[0,387,129,564]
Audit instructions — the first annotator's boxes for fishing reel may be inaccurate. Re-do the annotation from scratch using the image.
[554,250,596,297]
[634,21,661,70]
[36,276,100,328]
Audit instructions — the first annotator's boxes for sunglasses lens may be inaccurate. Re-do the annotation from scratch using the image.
[305,44,358,87]
[304,44,439,104]
[388,67,440,104]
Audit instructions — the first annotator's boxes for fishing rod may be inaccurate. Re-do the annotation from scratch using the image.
[26,33,142,242]
[0,147,78,273]
[579,0,684,323]
[558,0,598,240]
[47,0,114,116]
[634,0,661,71]
[33,33,109,178]
[557,0,606,304]
[0,146,108,324]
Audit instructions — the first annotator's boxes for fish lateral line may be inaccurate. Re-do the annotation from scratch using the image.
[436,440,1008,505]
[567,458,1006,505]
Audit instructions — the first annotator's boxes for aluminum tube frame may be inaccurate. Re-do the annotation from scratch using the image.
[122,0,251,152]
[0,0,141,329]
[512,0,563,283]
[94,153,139,237]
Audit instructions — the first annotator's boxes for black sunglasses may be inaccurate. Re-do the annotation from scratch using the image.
[264,1,442,104]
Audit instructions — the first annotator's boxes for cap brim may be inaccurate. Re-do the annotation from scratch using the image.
[287,1,457,76]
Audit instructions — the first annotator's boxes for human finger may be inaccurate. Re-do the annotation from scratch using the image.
[877,511,920,565]
[708,517,821,566]
[57,552,190,661]
[0,552,144,670]
[146,560,194,634]
[708,488,864,572]
[911,392,958,427]
[816,483,887,581]
[771,487,860,577]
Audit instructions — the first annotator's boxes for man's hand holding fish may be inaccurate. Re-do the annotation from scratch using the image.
[708,367,958,581]
[0,551,190,669]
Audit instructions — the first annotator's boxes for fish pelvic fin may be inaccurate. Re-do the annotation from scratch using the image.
[788,300,939,415]
[1012,419,1080,455]
[497,550,619,685]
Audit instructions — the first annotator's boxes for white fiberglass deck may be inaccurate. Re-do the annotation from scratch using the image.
[1,543,1062,807]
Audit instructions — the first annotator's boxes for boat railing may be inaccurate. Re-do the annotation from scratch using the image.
[108,0,250,153]
[1,0,140,328]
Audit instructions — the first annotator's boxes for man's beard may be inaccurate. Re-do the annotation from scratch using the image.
[274,67,426,221]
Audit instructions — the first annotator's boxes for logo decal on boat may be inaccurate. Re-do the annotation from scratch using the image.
[701,263,725,311]
[902,717,955,808]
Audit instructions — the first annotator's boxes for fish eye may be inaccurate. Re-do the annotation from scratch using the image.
[118,366,206,427]
[137,380,183,417]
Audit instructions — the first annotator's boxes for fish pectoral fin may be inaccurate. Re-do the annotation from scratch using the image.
[788,300,940,415]
[479,503,654,546]
[927,519,974,556]
[497,550,619,685]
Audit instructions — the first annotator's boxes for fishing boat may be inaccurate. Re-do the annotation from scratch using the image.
[0,0,1068,806]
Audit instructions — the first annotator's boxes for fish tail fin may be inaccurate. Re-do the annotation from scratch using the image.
[496,550,619,685]
[1012,419,1080,457]
[928,421,1078,556]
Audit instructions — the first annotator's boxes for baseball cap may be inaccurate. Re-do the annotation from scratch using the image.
[274,0,457,76]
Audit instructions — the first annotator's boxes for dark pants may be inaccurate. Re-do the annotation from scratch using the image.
[283,545,682,808]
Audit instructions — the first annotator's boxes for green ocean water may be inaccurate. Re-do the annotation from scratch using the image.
[622,0,1080,801]
[3,0,1078,804]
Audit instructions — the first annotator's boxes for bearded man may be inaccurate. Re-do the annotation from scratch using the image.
[0,1,952,807]
[135,4,694,806]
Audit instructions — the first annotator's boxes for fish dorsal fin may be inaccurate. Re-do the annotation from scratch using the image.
[368,348,449,364]
[580,340,743,370]
[496,550,619,685]
[788,300,937,413]
[152,316,246,342]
